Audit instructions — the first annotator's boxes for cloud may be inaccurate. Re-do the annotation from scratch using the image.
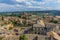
[15,0,25,2]
[14,0,46,5]
[27,5,53,10]
[56,0,60,3]
[0,0,60,12]
[15,0,32,6]
[27,6,43,8]
[0,3,20,12]
[30,0,46,5]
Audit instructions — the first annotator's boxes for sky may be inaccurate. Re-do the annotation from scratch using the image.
[0,0,60,12]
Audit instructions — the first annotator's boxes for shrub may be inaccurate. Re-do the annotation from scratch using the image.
[49,20,58,24]
[19,35,27,40]
[9,27,13,30]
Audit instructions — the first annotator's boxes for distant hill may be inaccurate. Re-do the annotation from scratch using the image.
[0,10,60,16]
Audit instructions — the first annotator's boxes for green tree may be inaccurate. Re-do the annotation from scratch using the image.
[2,16,4,20]
[19,35,27,40]
[49,20,58,24]
[9,27,13,30]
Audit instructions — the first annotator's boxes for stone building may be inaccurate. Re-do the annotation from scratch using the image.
[32,24,46,35]
[25,34,55,40]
